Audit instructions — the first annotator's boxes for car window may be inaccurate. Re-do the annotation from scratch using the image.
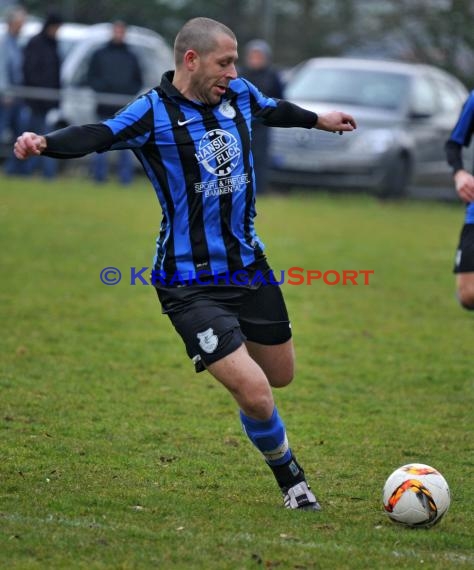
[285,67,409,110]
[410,76,438,116]
[128,44,166,88]
[432,76,466,113]
[68,44,96,86]
[57,37,83,61]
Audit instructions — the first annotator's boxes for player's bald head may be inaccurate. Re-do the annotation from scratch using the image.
[174,17,236,67]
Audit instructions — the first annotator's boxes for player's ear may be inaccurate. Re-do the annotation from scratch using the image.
[184,49,199,70]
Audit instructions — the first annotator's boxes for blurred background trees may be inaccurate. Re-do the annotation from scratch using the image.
[3,0,474,88]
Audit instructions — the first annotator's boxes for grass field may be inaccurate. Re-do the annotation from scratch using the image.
[1,175,473,569]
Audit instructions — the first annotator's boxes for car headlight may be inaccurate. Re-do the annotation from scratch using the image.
[351,129,397,154]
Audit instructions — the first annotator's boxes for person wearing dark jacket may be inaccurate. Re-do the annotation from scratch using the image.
[87,21,143,185]
[239,39,284,194]
[22,12,63,178]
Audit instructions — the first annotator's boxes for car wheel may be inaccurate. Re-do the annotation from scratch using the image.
[380,153,411,198]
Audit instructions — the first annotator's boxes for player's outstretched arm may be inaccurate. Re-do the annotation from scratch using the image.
[315,111,357,134]
[14,124,118,160]
[14,132,47,160]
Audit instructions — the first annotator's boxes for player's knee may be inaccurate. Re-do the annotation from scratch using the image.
[240,391,274,420]
[269,366,294,388]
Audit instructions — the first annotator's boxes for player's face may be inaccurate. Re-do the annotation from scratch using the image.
[192,34,238,105]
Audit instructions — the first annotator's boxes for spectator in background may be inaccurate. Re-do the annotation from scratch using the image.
[86,20,143,185]
[0,5,29,175]
[23,11,63,178]
[239,39,283,194]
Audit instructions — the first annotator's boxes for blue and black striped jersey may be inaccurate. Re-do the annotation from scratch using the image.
[446,90,474,223]
[45,71,318,279]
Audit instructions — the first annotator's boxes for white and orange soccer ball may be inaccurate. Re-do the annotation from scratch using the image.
[382,463,450,528]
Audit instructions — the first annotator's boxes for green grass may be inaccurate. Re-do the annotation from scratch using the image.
[1,175,473,569]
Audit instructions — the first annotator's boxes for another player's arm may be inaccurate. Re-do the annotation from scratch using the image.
[14,124,117,160]
[445,92,474,203]
[445,139,474,203]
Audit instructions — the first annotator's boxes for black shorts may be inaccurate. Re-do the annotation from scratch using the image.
[453,223,474,273]
[155,261,292,373]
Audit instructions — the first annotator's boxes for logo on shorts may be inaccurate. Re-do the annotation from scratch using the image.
[455,249,462,267]
[197,328,219,353]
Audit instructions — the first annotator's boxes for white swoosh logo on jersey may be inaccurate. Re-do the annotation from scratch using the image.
[177,117,198,127]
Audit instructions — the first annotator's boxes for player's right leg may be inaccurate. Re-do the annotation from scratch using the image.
[206,343,274,419]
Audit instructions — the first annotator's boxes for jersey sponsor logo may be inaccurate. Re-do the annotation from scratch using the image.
[197,328,218,354]
[177,116,198,127]
[218,100,236,119]
[194,173,249,197]
[193,128,248,196]
[195,128,240,176]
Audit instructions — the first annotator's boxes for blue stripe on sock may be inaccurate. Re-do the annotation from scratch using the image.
[240,406,292,465]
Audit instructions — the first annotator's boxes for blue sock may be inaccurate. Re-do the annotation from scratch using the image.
[240,406,293,466]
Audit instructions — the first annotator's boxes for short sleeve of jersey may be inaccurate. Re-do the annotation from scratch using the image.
[102,91,155,150]
[234,77,278,118]
[449,91,474,147]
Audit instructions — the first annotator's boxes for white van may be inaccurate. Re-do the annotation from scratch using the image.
[0,19,92,61]
[0,19,174,126]
[58,23,174,125]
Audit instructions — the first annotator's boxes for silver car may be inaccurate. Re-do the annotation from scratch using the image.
[269,57,471,198]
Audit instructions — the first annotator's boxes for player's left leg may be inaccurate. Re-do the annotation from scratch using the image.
[239,279,296,388]
[237,283,321,510]
[207,346,320,511]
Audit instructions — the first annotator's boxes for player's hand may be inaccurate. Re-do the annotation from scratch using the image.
[14,132,47,160]
[315,111,357,134]
[454,169,474,203]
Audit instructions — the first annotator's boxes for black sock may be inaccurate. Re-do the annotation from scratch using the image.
[268,454,306,490]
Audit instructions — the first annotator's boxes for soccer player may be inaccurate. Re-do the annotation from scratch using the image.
[445,93,474,310]
[14,17,356,510]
